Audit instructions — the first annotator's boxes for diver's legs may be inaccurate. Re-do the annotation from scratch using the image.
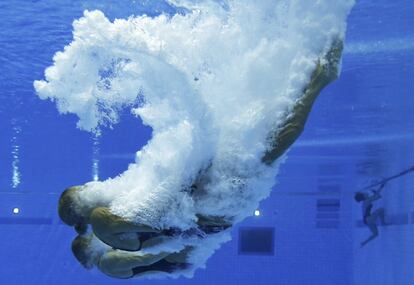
[262,38,344,164]
[361,215,380,247]
[360,233,378,248]
[369,208,387,225]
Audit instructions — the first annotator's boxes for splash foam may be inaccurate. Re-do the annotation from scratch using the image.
[35,0,355,277]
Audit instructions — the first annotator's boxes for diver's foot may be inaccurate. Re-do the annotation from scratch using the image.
[317,37,344,83]
[306,37,344,94]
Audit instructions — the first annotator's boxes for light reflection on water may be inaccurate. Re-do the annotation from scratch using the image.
[92,131,101,182]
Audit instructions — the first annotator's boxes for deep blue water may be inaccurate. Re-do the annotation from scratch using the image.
[1,1,414,285]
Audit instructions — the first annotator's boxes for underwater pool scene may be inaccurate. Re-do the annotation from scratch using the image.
[1,0,414,284]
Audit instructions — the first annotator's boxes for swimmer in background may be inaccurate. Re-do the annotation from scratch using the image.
[71,233,193,279]
[354,182,387,247]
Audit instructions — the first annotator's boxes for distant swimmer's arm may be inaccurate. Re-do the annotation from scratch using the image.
[366,183,386,202]
[262,38,344,165]
[377,182,386,193]
[366,192,382,203]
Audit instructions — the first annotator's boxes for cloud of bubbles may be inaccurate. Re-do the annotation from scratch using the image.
[35,0,355,277]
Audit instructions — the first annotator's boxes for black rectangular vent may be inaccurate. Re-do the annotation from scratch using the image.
[238,227,274,255]
[317,199,340,211]
[316,198,340,229]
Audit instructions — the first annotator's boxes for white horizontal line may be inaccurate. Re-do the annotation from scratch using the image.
[296,133,414,147]
[345,37,414,54]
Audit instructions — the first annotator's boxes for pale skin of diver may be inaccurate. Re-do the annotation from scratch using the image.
[89,206,229,251]
[99,245,193,279]
[58,196,230,252]
[63,38,344,278]
[72,234,193,279]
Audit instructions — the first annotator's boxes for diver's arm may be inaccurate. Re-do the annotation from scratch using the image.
[98,250,170,278]
[115,223,159,234]
[141,236,171,249]
[107,218,158,234]
[100,250,170,270]
[262,39,343,165]
[90,207,160,234]
[90,207,161,251]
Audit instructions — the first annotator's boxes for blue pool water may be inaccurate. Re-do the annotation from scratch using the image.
[1,1,414,284]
